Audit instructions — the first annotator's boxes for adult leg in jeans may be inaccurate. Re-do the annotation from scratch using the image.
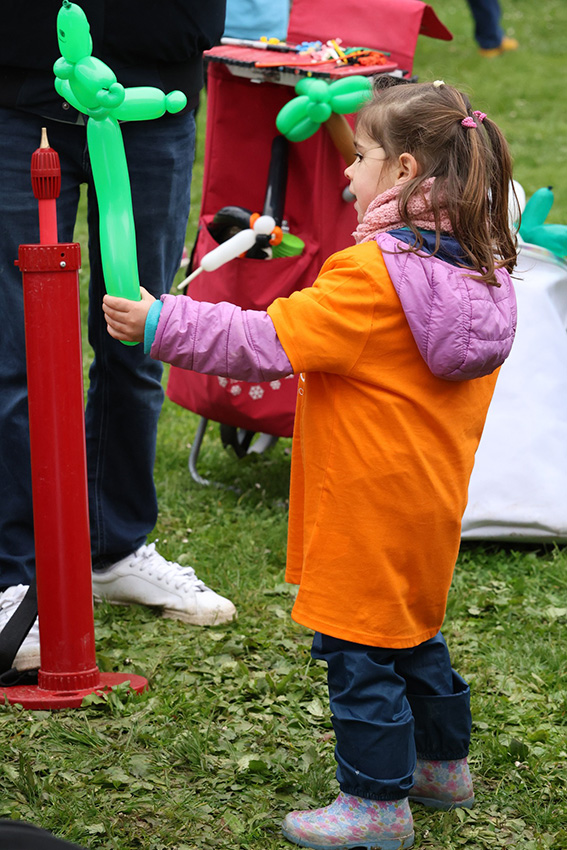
[86,111,195,567]
[464,0,504,49]
[0,109,87,590]
[1,107,235,657]
[0,110,91,672]
[0,109,194,578]
[86,110,236,625]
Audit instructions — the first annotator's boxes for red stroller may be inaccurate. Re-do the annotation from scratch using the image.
[166,0,451,483]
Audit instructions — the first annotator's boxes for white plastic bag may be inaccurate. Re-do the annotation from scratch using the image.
[462,243,567,542]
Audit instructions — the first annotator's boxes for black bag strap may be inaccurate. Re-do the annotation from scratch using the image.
[0,820,86,848]
[0,580,38,676]
[0,666,38,686]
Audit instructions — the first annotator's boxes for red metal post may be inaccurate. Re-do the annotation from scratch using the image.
[22,241,98,689]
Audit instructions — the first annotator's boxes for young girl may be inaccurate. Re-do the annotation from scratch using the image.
[103,80,517,850]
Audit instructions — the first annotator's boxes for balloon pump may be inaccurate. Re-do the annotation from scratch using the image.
[1,130,148,708]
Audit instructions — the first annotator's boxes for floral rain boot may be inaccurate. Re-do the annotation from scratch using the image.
[282,791,414,850]
[409,757,474,810]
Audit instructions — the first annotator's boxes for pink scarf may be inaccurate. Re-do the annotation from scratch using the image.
[353,178,453,244]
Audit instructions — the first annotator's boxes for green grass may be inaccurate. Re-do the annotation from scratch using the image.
[2,545,567,848]
[2,2,567,847]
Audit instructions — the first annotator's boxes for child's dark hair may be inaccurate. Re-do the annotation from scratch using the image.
[357,80,517,284]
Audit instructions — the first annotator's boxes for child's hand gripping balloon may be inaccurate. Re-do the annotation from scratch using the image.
[103,287,156,344]
[54,0,187,344]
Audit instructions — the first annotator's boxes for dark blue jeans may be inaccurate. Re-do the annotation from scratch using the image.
[312,631,471,801]
[0,107,195,588]
[464,0,504,49]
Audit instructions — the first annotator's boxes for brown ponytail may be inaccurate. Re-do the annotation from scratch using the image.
[356,81,518,285]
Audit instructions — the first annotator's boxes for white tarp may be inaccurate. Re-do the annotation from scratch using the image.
[462,243,567,542]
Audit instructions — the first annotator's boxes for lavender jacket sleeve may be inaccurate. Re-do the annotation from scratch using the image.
[150,294,294,382]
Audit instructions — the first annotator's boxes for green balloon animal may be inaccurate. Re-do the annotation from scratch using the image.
[276,76,372,143]
[53,0,187,342]
[519,187,567,259]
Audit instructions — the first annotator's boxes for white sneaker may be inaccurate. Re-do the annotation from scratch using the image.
[91,543,237,626]
[0,585,41,671]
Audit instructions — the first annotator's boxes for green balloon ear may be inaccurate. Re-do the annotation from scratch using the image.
[96,82,125,110]
[53,57,74,80]
[329,76,373,95]
[276,96,318,141]
[295,78,330,101]
[520,187,554,231]
[328,76,373,114]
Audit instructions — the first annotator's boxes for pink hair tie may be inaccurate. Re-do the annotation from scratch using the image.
[461,116,477,128]
[473,110,487,123]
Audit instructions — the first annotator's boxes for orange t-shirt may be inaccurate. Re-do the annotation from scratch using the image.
[267,242,498,648]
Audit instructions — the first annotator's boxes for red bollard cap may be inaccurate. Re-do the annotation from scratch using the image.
[31,127,61,200]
